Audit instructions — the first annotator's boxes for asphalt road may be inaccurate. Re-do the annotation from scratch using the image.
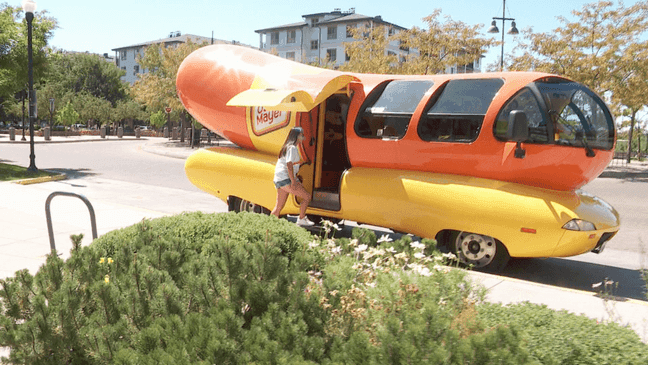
[0,139,198,191]
[2,139,647,300]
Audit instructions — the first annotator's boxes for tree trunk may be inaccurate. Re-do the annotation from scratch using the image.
[626,111,636,164]
[180,111,185,143]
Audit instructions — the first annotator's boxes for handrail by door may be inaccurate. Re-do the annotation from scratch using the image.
[45,191,97,252]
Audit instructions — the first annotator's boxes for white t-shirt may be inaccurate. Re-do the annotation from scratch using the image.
[274,145,300,183]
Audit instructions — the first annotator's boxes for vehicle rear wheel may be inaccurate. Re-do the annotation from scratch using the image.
[453,231,510,272]
[228,196,270,215]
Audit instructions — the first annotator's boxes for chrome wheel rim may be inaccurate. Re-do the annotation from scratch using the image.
[455,232,497,268]
[239,200,263,214]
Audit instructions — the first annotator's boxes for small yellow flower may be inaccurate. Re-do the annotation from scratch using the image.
[99,257,105,264]
[107,258,114,264]
[104,275,110,284]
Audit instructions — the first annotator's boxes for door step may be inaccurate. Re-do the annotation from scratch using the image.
[310,189,340,211]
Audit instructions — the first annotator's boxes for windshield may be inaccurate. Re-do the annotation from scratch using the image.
[536,80,615,150]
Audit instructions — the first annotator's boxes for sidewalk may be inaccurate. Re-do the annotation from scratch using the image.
[0,135,647,358]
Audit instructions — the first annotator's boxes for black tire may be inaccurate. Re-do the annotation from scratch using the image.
[450,231,510,273]
[228,196,270,215]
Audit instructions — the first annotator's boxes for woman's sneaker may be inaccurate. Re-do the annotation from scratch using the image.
[296,217,315,227]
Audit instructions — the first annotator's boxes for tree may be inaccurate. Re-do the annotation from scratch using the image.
[131,39,208,142]
[611,42,648,162]
[340,24,399,74]
[0,4,57,100]
[396,9,496,75]
[114,99,145,128]
[71,92,112,129]
[43,51,128,106]
[55,101,78,135]
[149,110,166,130]
[340,11,496,76]
[507,1,648,96]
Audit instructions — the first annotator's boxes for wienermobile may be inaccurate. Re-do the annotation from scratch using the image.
[177,44,619,271]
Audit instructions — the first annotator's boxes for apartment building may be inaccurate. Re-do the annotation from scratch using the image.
[255,8,482,73]
[111,32,229,84]
[255,8,409,68]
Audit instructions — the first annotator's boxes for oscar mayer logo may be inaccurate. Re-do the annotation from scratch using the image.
[251,106,290,136]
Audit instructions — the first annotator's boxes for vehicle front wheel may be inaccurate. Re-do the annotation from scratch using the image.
[228,196,270,215]
[453,231,510,272]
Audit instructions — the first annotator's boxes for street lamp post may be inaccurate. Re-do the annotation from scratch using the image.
[23,0,37,171]
[488,0,519,72]
[21,90,26,141]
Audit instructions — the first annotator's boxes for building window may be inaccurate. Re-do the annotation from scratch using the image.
[133,65,140,75]
[345,52,351,61]
[270,32,279,45]
[287,30,296,44]
[120,51,126,60]
[286,52,295,60]
[327,26,337,40]
[327,48,337,62]
[312,18,319,26]
[121,66,126,71]
[311,40,318,50]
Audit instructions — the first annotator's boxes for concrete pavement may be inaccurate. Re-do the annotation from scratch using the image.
[1,135,647,361]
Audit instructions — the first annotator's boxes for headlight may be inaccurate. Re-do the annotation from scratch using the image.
[562,219,596,231]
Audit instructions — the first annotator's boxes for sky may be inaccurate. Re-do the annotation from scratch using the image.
[25,0,642,71]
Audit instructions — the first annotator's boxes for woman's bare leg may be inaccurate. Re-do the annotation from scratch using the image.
[283,183,311,219]
[271,188,290,217]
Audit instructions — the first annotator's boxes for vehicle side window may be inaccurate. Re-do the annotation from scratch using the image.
[419,79,503,143]
[355,80,434,139]
[494,88,549,143]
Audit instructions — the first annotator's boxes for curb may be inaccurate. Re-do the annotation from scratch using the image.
[0,137,145,144]
[11,172,68,185]
[468,270,648,307]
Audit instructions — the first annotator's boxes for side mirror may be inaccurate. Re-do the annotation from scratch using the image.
[506,111,528,159]
[506,110,528,142]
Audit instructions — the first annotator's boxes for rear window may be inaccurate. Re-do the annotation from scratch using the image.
[419,79,504,143]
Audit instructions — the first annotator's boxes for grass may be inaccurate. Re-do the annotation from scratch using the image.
[0,162,60,182]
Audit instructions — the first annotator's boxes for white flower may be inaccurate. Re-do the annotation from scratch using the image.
[308,240,320,249]
[386,246,396,254]
[414,252,425,259]
[442,252,457,261]
[355,244,368,253]
[418,267,432,277]
[377,234,393,243]
[410,241,425,250]
[366,282,376,288]
[395,252,407,260]
[592,282,602,289]
[349,238,359,247]
[331,246,342,255]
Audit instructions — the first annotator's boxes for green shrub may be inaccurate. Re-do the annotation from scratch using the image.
[1,212,645,364]
[478,302,648,365]
[0,212,322,364]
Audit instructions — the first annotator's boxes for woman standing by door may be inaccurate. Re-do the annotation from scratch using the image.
[271,127,314,226]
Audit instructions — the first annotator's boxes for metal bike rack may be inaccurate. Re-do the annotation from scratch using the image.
[45,191,98,252]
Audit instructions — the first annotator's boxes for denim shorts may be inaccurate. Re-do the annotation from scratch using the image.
[274,178,291,189]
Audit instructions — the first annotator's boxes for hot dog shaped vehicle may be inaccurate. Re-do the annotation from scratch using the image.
[177,44,619,271]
